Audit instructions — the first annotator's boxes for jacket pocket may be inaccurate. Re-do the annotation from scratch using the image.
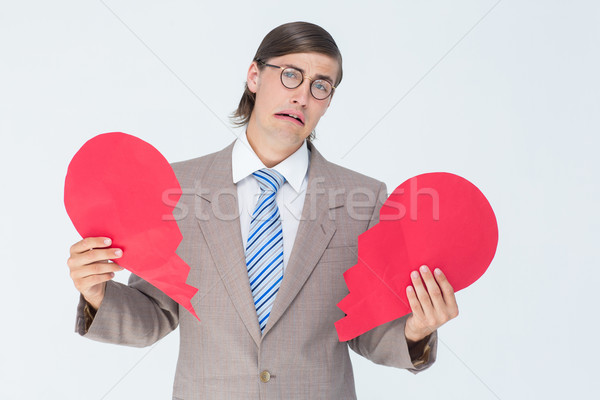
[319,246,358,264]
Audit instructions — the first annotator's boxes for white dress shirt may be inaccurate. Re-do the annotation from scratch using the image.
[232,132,310,272]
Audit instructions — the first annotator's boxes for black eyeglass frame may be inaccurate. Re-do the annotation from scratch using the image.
[256,59,336,100]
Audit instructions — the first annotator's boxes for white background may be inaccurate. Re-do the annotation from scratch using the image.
[1,1,599,399]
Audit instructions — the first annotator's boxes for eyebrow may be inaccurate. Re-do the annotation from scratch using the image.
[283,63,334,84]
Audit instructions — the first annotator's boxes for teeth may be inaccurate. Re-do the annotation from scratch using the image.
[278,113,302,123]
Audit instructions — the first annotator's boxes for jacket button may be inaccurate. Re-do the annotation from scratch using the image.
[260,370,271,383]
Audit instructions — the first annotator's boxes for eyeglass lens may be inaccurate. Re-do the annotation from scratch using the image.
[281,68,332,100]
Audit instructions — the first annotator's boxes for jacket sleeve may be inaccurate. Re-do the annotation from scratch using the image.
[346,181,438,374]
[74,272,179,348]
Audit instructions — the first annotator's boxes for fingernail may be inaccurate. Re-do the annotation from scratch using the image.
[114,249,123,257]
[434,268,442,275]
[420,265,429,273]
[110,272,115,277]
[411,271,419,279]
[104,238,111,246]
[407,286,414,292]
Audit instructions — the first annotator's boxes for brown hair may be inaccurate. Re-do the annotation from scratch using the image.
[230,21,343,142]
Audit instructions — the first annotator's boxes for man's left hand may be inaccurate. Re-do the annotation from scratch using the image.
[404,265,459,343]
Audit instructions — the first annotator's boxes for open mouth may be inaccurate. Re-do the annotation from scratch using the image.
[274,113,305,126]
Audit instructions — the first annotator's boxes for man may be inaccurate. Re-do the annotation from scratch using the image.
[68,22,458,399]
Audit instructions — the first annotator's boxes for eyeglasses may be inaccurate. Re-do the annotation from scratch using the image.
[257,59,336,100]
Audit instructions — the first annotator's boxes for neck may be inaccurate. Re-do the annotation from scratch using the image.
[246,126,303,168]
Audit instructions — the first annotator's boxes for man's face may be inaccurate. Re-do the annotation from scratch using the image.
[246,52,340,150]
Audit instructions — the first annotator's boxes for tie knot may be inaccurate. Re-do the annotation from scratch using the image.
[252,168,286,193]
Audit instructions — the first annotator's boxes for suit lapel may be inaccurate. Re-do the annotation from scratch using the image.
[262,144,344,337]
[194,142,262,346]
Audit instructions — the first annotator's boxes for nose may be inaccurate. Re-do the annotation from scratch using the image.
[290,79,311,107]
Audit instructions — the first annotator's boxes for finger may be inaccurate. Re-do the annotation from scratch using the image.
[419,265,446,310]
[76,271,115,292]
[82,248,123,265]
[406,285,424,318]
[71,261,124,280]
[434,268,459,318]
[68,247,123,271]
[411,268,434,314]
[70,237,113,255]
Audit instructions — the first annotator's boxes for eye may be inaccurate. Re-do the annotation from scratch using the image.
[283,69,299,79]
[313,80,329,92]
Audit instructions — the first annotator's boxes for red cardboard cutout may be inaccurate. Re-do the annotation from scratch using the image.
[64,132,199,320]
[335,172,498,341]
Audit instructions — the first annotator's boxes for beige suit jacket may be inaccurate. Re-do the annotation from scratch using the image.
[76,141,438,399]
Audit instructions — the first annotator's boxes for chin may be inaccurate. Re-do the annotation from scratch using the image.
[272,129,308,146]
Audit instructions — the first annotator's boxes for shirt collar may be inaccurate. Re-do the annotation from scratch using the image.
[232,130,309,194]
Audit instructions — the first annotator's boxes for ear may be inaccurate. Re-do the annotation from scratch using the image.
[247,62,260,94]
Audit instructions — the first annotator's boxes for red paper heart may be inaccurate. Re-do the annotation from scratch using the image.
[64,132,199,320]
[335,172,498,341]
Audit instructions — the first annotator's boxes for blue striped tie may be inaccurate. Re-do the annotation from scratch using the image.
[246,168,286,332]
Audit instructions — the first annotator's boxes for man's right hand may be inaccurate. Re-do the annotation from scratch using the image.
[67,237,124,310]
